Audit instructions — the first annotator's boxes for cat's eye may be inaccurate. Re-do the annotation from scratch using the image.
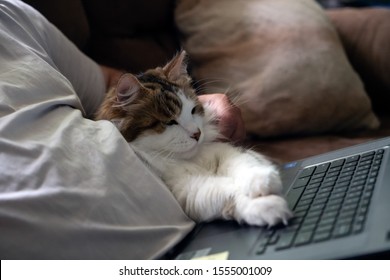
[166,120,178,126]
[191,105,204,115]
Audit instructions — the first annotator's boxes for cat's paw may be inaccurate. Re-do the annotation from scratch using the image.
[242,167,283,198]
[236,195,293,227]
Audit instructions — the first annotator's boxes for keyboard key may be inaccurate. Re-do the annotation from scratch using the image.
[286,186,305,210]
[292,177,310,189]
[331,186,348,195]
[275,231,296,250]
[352,222,364,234]
[353,174,368,181]
[294,231,313,246]
[377,149,385,154]
[314,163,331,174]
[346,155,360,162]
[343,196,360,206]
[294,204,311,213]
[299,223,316,233]
[312,172,326,179]
[295,198,312,207]
[345,161,358,167]
[322,178,337,188]
[329,165,342,172]
[316,223,334,235]
[294,210,307,218]
[330,159,345,168]
[349,184,364,192]
[326,197,343,207]
[354,214,366,225]
[357,205,369,216]
[288,216,304,226]
[313,231,331,242]
[310,177,324,184]
[362,151,375,158]
[302,216,320,226]
[299,166,316,178]
[309,203,326,212]
[345,191,362,200]
[327,171,340,178]
[318,186,333,194]
[337,210,355,221]
[316,192,331,200]
[305,209,323,220]
[311,197,328,206]
[337,175,353,183]
[342,166,356,173]
[355,169,369,176]
[318,216,336,227]
[336,216,354,227]
[360,197,371,207]
[301,192,316,201]
[307,183,321,190]
[303,187,318,195]
[371,165,380,172]
[333,224,351,238]
[367,177,376,185]
[324,204,341,213]
[321,181,336,188]
[329,191,346,200]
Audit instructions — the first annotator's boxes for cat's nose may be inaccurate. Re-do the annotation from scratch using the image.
[191,129,201,141]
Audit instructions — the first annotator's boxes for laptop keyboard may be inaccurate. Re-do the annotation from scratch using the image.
[255,148,385,255]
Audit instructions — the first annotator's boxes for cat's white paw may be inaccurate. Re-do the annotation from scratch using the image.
[237,195,293,227]
[242,167,283,198]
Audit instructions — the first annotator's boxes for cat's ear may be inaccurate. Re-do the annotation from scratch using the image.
[116,74,142,103]
[163,50,188,81]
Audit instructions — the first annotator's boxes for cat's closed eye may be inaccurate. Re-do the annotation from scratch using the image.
[166,120,178,126]
[191,105,204,115]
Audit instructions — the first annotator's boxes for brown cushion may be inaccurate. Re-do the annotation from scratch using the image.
[175,0,379,138]
[326,8,390,115]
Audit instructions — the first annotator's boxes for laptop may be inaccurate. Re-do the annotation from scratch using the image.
[170,137,390,259]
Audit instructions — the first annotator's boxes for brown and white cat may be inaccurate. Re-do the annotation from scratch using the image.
[96,51,292,227]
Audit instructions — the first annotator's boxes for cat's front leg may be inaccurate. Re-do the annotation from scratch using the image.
[227,151,292,226]
[196,144,292,226]
[168,173,292,227]
[169,175,240,223]
[227,149,283,198]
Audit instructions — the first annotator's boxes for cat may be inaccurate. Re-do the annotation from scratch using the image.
[95,50,292,227]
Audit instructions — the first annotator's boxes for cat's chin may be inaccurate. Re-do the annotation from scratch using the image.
[173,145,200,160]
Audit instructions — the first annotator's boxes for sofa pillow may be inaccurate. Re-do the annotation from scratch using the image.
[175,0,379,137]
[327,8,390,115]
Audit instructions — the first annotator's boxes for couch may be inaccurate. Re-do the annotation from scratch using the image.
[22,0,390,164]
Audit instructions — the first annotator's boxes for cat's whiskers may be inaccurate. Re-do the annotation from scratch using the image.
[193,78,250,110]
[192,77,229,94]
[149,148,173,160]
[227,92,250,108]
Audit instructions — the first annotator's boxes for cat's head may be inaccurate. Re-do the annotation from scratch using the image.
[97,51,218,159]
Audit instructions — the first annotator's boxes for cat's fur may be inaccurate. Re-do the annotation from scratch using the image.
[96,51,292,227]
